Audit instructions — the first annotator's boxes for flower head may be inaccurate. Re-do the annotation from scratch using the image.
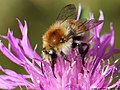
[0,5,120,90]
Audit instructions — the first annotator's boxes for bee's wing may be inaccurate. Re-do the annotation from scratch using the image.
[75,19,104,40]
[77,19,104,33]
[56,4,76,21]
[85,19,104,30]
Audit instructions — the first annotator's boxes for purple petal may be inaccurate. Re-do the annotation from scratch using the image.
[76,4,82,21]
[17,19,41,60]
[96,10,104,37]
[0,41,23,66]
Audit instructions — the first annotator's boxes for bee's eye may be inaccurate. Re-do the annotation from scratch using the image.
[42,48,45,51]
[49,50,57,59]
[42,48,47,53]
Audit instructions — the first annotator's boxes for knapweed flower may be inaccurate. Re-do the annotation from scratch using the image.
[0,5,120,90]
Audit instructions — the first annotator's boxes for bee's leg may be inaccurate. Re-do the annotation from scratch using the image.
[41,61,44,74]
[51,59,57,78]
[78,42,89,66]
[72,42,77,48]
[50,50,57,78]
[78,43,85,66]
[60,51,72,67]
[34,58,45,75]
[60,51,71,63]
[42,48,57,78]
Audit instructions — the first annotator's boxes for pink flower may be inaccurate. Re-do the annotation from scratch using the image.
[0,5,120,90]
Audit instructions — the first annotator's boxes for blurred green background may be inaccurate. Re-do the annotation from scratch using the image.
[0,0,120,89]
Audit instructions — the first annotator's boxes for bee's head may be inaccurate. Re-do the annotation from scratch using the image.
[42,48,57,59]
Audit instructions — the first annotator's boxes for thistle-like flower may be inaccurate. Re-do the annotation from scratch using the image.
[0,5,120,90]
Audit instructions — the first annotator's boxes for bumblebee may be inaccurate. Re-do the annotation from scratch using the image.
[42,4,103,76]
